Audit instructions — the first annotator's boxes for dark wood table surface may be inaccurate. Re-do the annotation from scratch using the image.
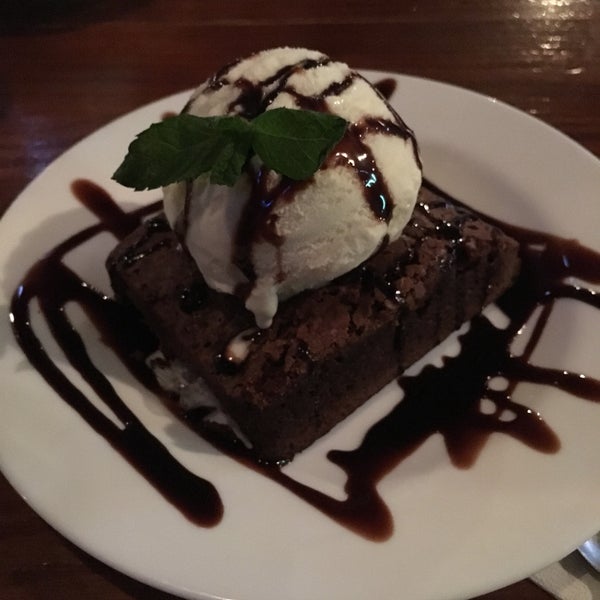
[1,1,598,598]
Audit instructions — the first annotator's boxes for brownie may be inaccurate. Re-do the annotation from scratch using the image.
[106,185,520,461]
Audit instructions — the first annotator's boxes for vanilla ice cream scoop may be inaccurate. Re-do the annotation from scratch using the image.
[163,47,422,328]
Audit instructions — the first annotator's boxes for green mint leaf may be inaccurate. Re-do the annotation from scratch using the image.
[112,108,348,190]
[113,114,252,190]
[251,108,347,180]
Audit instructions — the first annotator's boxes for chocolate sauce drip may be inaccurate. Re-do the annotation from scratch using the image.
[8,178,600,541]
[206,56,242,91]
[233,166,295,295]
[289,73,355,112]
[329,117,416,222]
[114,215,172,268]
[219,57,331,119]
[9,180,223,527]
[259,57,331,114]
[364,74,422,170]
[230,77,264,119]
[374,78,397,100]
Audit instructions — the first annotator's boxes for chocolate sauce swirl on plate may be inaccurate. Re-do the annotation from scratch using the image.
[9,180,223,527]
[8,174,600,540]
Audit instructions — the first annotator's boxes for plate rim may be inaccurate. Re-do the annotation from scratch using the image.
[1,70,599,600]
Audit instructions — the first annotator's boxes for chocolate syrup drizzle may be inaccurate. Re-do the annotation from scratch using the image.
[374,78,397,101]
[9,180,223,528]
[8,176,599,541]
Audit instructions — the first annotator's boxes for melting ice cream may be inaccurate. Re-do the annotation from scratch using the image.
[163,47,422,327]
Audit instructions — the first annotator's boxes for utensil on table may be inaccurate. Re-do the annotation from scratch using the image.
[578,533,600,572]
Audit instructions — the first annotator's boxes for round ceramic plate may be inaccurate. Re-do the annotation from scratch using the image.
[1,71,599,600]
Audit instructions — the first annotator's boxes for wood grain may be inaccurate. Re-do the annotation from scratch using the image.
[2,1,598,598]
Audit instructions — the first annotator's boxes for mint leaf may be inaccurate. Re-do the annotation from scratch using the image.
[252,108,347,180]
[113,114,252,190]
[113,108,347,190]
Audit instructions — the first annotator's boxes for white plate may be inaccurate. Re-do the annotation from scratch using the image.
[1,71,599,600]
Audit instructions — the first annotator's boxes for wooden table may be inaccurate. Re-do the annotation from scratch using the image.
[1,1,598,598]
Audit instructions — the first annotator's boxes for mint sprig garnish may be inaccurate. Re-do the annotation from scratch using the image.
[112,108,347,190]
[250,108,346,180]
